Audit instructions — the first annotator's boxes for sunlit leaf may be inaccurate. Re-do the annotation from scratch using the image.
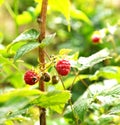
[73,98,93,121]
[39,33,56,48]
[16,11,33,25]
[83,82,120,98]
[90,66,120,82]
[49,0,71,25]
[100,84,120,97]
[0,89,41,103]
[7,29,39,51]
[12,29,39,43]
[0,55,17,70]
[70,7,92,25]
[50,104,65,114]
[0,89,41,124]
[35,0,71,28]
[4,120,14,125]
[31,90,71,113]
[79,48,110,70]
[109,104,120,114]
[59,49,72,55]
[71,48,110,71]
[98,114,116,125]
[73,82,120,122]
[14,41,40,61]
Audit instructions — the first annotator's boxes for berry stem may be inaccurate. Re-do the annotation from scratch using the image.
[58,75,66,90]
[69,99,79,125]
[38,0,48,125]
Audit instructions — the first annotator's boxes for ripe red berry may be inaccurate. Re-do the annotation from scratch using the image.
[92,34,100,43]
[24,70,39,85]
[56,59,71,76]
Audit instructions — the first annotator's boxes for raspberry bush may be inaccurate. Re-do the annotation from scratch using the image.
[0,0,120,125]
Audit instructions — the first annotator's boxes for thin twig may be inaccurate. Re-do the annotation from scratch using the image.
[69,99,79,125]
[58,75,66,90]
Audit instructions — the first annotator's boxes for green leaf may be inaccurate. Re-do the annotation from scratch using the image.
[0,89,41,123]
[100,84,120,97]
[83,82,120,98]
[0,89,40,104]
[90,66,120,82]
[73,98,93,121]
[70,7,92,25]
[14,41,40,61]
[72,48,110,71]
[50,104,65,114]
[35,0,71,29]
[39,33,56,48]
[16,6,37,26]
[4,120,14,125]
[72,82,120,123]
[13,29,39,43]
[49,0,70,25]
[31,90,71,113]
[109,104,120,114]
[16,11,33,25]
[7,29,39,51]
[0,55,17,70]
[98,114,116,125]
[59,49,72,55]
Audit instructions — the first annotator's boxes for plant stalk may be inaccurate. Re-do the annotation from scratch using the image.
[38,0,48,125]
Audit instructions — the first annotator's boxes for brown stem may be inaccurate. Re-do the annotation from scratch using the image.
[38,0,48,125]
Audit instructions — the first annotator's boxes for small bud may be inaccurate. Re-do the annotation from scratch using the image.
[41,72,50,82]
[52,75,59,85]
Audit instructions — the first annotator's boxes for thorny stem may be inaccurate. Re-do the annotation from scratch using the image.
[38,0,48,125]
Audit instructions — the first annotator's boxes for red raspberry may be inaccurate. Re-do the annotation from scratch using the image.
[92,34,100,43]
[56,59,71,76]
[24,70,39,85]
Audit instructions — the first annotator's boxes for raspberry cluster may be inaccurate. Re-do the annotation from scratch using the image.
[24,60,71,85]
